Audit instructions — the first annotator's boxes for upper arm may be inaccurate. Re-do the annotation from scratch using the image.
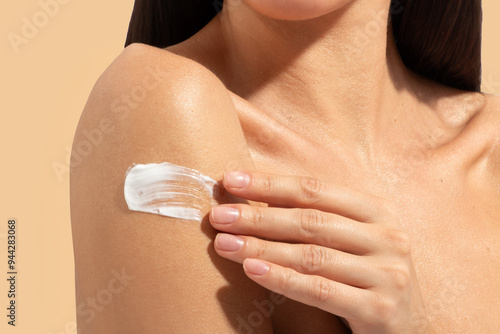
[70,43,272,333]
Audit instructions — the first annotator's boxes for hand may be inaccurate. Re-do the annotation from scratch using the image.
[209,171,433,334]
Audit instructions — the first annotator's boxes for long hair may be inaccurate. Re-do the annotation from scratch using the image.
[125,0,482,92]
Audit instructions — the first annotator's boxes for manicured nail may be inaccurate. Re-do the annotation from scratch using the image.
[244,259,270,276]
[224,171,250,189]
[215,234,244,252]
[211,207,240,224]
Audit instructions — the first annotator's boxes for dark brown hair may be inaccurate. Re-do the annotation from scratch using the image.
[125,0,482,91]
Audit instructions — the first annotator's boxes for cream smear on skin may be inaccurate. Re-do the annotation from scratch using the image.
[124,162,220,222]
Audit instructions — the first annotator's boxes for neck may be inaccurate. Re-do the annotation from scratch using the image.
[216,0,415,150]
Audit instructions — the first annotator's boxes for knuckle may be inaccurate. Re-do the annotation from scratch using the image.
[249,207,266,229]
[311,279,335,306]
[299,209,325,237]
[375,198,397,219]
[385,265,411,290]
[301,245,327,273]
[277,270,295,293]
[262,175,274,193]
[380,199,396,214]
[372,197,401,224]
[384,229,412,255]
[371,294,398,324]
[253,239,268,259]
[299,177,324,204]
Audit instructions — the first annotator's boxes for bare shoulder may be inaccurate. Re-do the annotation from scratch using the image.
[70,43,269,333]
[74,42,253,182]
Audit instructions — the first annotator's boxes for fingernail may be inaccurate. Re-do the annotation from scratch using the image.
[224,171,250,189]
[215,234,244,252]
[244,259,270,276]
[211,207,240,224]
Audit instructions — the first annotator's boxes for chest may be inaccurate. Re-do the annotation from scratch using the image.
[394,179,500,333]
[248,139,500,333]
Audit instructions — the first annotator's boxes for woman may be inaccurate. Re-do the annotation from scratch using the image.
[70,0,500,333]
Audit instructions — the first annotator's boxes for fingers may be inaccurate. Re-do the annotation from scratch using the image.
[242,258,370,321]
[214,233,377,288]
[210,205,376,254]
[212,171,426,332]
[223,171,390,222]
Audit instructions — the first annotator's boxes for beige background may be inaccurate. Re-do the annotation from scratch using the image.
[1,1,498,333]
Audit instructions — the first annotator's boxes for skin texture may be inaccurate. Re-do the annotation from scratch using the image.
[71,47,275,333]
[71,0,500,332]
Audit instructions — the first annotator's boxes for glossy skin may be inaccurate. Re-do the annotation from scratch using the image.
[70,0,500,333]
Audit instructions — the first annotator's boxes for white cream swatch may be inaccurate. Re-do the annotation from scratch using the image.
[124,162,219,222]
